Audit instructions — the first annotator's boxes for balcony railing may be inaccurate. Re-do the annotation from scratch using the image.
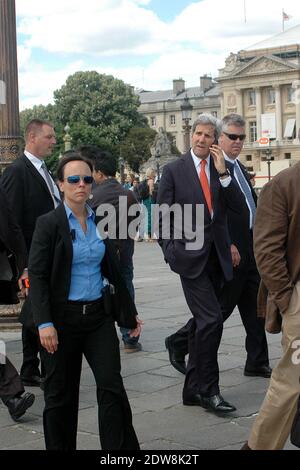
[243,139,297,150]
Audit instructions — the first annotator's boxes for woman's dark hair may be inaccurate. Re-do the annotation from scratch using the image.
[56,153,93,182]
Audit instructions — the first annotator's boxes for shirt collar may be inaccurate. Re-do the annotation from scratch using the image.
[64,202,95,221]
[223,151,239,165]
[190,149,210,169]
[24,150,44,169]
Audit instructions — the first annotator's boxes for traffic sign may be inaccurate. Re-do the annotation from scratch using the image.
[258,136,270,146]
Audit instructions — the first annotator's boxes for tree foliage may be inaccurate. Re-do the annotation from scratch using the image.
[19,71,153,173]
[119,127,157,173]
[53,71,147,147]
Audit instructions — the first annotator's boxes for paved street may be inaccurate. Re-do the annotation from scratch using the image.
[0,241,296,450]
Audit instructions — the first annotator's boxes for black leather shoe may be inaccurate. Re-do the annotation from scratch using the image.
[244,365,272,378]
[183,393,236,413]
[21,375,43,387]
[201,394,236,413]
[6,392,35,421]
[165,337,186,375]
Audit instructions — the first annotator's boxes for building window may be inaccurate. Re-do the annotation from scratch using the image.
[284,153,291,159]
[287,86,295,102]
[248,90,256,106]
[170,115,176,125]
[246,155,252,161]
[249,121,257,142]
[171,134,177,147]
[267,88,276,104]
[247,166,254,172]
[150,116,156,127]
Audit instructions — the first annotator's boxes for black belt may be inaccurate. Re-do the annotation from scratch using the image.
[65,297,103,315]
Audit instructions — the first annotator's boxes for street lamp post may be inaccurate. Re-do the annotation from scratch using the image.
[63,123,72,152]
[180,95,193,153]
[264,148,273,181]
[119,155,125,185]
[155,148,161,182]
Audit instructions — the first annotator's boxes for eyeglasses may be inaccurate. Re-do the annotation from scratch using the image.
[65,175,94,185]
[223,132,246,141]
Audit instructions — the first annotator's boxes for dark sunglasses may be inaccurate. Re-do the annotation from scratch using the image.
[223,132,246,141]
[66,175,94,185]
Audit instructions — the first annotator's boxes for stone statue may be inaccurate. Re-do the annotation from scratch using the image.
[151,127,171,157]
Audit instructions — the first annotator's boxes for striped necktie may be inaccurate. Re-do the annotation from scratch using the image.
[234,160,256,222]
[41,162,61,206]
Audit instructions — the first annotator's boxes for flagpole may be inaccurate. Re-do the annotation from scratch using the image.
[282,9,284,32]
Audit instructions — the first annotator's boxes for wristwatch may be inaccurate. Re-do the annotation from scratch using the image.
[218,169,230,177]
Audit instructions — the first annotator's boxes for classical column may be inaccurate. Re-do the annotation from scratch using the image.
[273,85,282,140]
[294,81,300,140]
[220,92,224,118]
[0,0,21,167]
[255,87,262,139]
[236,89,243,115]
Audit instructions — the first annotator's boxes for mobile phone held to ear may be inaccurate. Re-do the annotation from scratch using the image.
[22,278,30,289]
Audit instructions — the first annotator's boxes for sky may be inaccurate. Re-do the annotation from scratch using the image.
[15,0,300,110]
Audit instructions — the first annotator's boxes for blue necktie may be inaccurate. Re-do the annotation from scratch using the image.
[234,161,256,224]
[41,162,61,207]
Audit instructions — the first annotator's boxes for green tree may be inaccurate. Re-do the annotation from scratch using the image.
[53,71,147,148]
[19,71,151,173]
[119,127,156,173]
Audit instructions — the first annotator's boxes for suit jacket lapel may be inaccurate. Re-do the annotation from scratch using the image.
[54,204,73,270]
[22,154,53,199]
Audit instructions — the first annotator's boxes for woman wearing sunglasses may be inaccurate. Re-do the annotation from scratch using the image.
[22,153,141,450]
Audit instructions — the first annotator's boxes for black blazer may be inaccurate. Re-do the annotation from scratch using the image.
[157,151,243,281]
[90,178,137,266]
[226,160,258,264]
[1,154,55,252]
[19,204,138,330]
[0,183,27,304]
[0,183,27,276]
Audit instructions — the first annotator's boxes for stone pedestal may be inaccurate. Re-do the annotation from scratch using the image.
[0,1,22,324]
[0,0,22,168]
[0,303,22,330]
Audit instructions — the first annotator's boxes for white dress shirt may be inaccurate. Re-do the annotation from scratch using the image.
[24,151,61,208]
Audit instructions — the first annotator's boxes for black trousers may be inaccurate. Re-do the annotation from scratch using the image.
[170,242,269,369]
[20,325,41,378]
[0,355,24,402]
[220,243,269,368]
[41,305,139,451]
[181,247,224,398]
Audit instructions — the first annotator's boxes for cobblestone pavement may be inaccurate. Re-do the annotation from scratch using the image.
[0,242,296,450]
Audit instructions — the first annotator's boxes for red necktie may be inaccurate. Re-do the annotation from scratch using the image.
[199,159,212,215]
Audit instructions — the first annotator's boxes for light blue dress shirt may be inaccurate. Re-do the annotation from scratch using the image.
[38,203,105,329]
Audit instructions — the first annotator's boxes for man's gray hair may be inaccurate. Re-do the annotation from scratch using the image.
[192,114,221,141]
[221,113,245,133]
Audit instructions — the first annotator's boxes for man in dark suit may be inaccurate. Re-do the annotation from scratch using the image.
[165,114,271,379]
[1,119,60,386]
[157,114,242,414]
[87,150,142,352]
[0,183,35,420]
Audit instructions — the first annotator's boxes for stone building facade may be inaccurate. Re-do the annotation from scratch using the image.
[137,25,300,180]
